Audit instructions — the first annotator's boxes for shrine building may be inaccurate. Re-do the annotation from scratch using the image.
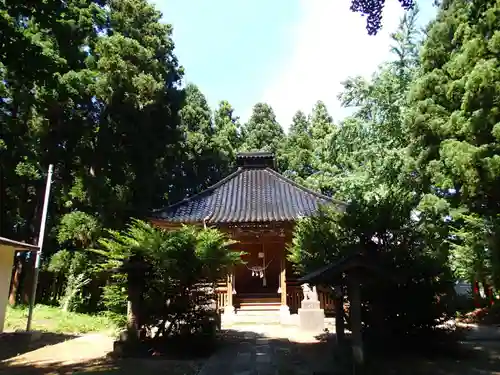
[150,152,346,322]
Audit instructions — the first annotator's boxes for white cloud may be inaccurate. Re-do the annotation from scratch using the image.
[262,0,405,130]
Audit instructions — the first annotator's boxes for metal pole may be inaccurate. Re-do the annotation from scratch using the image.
[26,164,53,331]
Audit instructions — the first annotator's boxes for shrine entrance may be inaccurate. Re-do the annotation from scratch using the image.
[234,242,282,295]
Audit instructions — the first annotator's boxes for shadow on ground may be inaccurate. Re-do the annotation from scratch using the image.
[217,329,500,375]
[0,329,499,375]
[367,340,500,375]
[0,357,204,375]
[0,332,77,361]
[0,329,337,375]
[375,340,500,375]
[210,328,339,375]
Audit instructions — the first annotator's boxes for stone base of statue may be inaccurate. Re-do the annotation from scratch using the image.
[112,328,142,358]
[279,304,291,325]
[298,299,325,333]
[222,304,236,323]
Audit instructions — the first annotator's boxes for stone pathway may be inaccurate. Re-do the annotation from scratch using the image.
[199,325,335,375]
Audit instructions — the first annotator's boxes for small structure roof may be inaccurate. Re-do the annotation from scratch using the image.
[152,152,346,224]
[0,237,39,252]
[298,253,398,285]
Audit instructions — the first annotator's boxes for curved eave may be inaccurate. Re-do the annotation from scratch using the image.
[150,169,245,217]
[150,167,347,225]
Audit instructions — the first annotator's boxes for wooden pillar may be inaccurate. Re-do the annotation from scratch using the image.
[348,271,364,370]
[232,268,236,295]
[226,270,233,309]
[334,284,345,345]
[280,256,287,306]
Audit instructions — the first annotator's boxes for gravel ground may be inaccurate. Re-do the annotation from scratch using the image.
[0,332,203,375]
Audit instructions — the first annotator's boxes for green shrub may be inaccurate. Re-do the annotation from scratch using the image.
[289,190,456,351]
[95,219,242,350]
[101,280,127,315]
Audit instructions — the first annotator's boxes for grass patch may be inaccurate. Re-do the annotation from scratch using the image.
[5,304,118,335]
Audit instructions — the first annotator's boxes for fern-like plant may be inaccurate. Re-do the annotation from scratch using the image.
[94,219,243,343]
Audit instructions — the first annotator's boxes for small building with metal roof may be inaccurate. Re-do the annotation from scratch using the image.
[0,237,38,332]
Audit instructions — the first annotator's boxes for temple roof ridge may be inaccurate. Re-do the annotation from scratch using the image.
[151,155,346,224]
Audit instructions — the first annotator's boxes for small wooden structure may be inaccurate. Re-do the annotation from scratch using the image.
[150,152,346,317]
[0,237,38,332]
[298,253,389,369]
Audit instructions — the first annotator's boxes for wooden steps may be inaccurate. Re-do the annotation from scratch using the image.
[235,293,280,305]
[238,302,281,311]
[221,293,286,324]
[234,298,282,323]
[235,295,280,312]
[237,297,280,305]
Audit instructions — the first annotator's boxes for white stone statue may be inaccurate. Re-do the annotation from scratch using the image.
[301,283,318,301]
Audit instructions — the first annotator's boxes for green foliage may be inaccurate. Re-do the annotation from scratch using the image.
[241,103,285,155]
[449,212,495,284]
[48,248,94,312]
[101,276,128,330]
[48,211,102,312]
[0,0,183,246]
[60,271,91,313]
[288,206,351,274]
[2,0,498,334]
[174,84,239,199]
[96,219,242,341]
[408,0,500,290]
[58,252,92,312]
[57,211,101,247]
[293,7,423,200]
[195,228,240,278]
[281,111,314,180]
[289,189,455,346]
[47,249,73,274]
[5,304,118,335]
[213,100,243,167]
[101,282,128,315]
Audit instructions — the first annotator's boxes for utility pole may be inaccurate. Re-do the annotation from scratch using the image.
[26,164,53,331]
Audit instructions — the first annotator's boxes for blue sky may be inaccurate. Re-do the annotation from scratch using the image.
[151,0,437,130]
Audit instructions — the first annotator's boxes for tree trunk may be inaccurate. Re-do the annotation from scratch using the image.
[482,279,494,306]
[20,182,43,305]
[9,254,23,305]
[50,274,59,304]
[125,256,146,341]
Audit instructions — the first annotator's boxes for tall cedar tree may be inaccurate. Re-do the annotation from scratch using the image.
[408,0,500,289]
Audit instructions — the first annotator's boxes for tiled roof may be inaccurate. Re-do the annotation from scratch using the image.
[152,153,346,224]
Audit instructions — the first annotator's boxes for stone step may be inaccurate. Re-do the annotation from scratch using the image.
[238,303,281,311]
[223,313,282,324]
[235,310,281,316]
[237,297,280,304]
[231,308,283,325]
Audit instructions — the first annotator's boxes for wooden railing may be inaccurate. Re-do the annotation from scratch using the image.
[287,283,303,313]
[286,281,336,315]
[215,286,228,311]
[214,281,336,316]
[318,285,336,315]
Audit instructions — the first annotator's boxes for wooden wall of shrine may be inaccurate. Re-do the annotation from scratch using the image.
[149,219,335,314]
